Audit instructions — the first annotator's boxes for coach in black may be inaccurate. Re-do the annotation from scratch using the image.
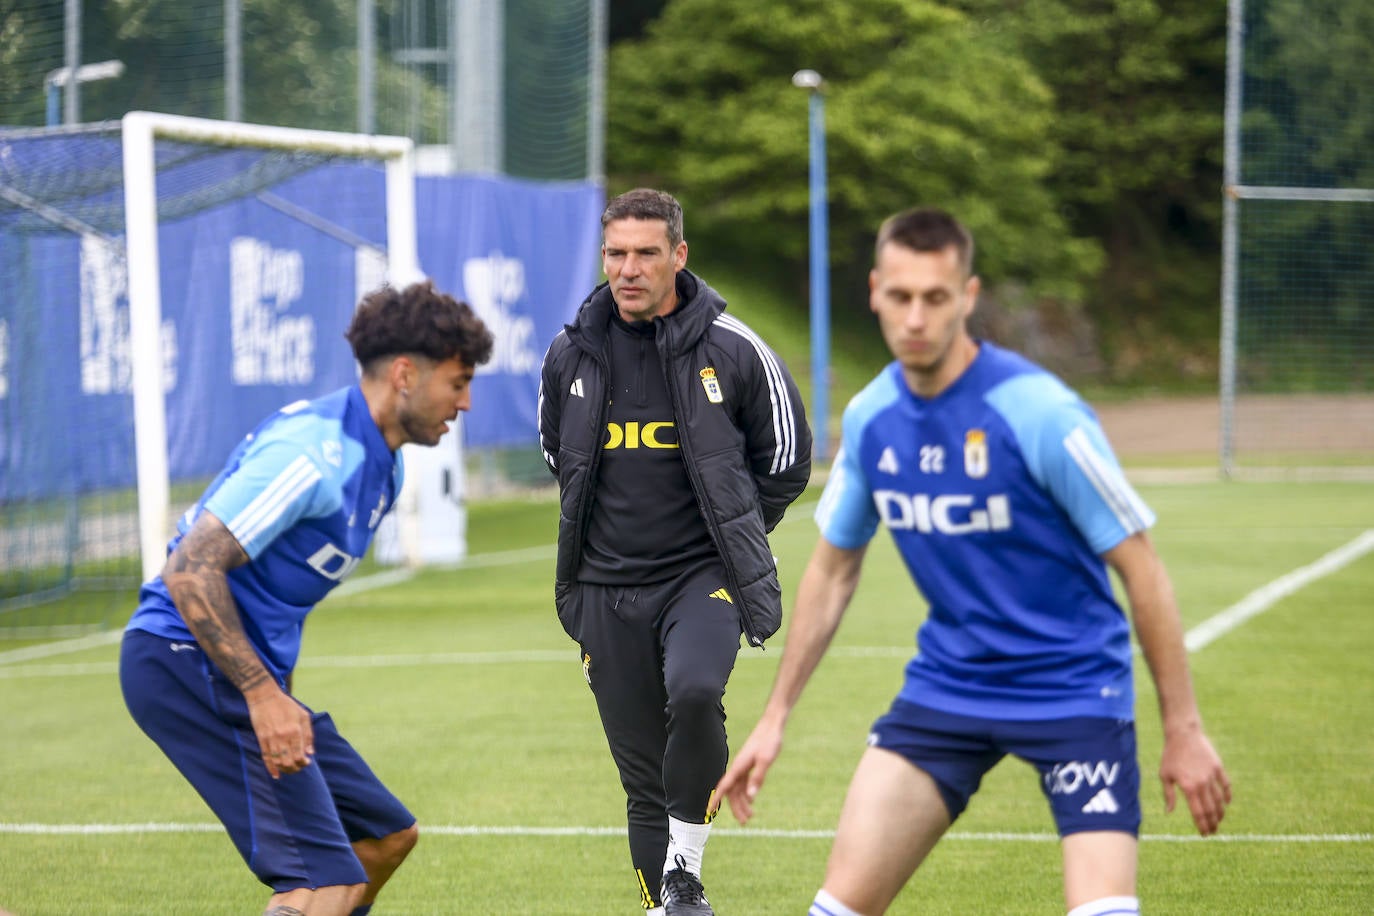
[538,188,812,915]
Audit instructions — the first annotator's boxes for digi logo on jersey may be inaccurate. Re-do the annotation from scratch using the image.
[307,542,362,581]
[603,420,679,449]
[873,490,1012,535]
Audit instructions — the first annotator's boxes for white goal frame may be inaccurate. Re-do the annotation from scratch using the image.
[121,111,422,582]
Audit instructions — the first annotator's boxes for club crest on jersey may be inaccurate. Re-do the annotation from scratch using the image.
[964,429,989,479]
[699,366,724,403]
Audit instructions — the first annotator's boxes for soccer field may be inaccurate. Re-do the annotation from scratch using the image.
[1,480,1371,914]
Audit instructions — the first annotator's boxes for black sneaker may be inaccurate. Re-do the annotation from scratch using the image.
[660,854,714,915]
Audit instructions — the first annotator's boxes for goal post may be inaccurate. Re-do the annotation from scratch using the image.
[118,113,425,583]
[120,111,422,583]
[2,112,447,630]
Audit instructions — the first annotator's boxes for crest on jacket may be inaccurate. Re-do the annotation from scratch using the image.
[699,366,723,403]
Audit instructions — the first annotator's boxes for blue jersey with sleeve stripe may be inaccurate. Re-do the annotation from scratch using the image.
[816,343,1154,721]
[125,385,403,681]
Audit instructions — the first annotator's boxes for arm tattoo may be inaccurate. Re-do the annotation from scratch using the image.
[162,513,271,694]
[264,907,307,916]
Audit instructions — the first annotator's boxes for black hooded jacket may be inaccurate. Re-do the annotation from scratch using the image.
[538,270,812,646]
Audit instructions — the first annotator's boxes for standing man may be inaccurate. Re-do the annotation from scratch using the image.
[539,188,812,915]
[715,208,1232,916]
[121,280,493,916]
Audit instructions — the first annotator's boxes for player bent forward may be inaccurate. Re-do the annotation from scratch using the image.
[121,280,493,915]
[715,208,1232,916]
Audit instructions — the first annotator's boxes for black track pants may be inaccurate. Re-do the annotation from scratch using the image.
[560,563,743,908]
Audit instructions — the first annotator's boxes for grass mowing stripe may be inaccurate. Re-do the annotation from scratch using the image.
[0,629,122,665]
[3,508,1363,681]
[0,645,920,679]
[0,566,418,668]
[2,822,1368,842]
[5,511,1368,683]
[8,523,1374,686]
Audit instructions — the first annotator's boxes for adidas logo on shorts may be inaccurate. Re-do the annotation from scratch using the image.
[1081,788,1120,814]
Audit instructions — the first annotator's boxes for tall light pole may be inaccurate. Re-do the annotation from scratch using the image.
[792,68,830,461]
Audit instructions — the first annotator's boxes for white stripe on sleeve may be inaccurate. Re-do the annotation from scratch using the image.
[227,455,323,552]
[1063,425,1151,534]
[713,313,798,473]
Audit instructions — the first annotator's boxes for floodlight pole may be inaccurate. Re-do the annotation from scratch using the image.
[793,69,830,461]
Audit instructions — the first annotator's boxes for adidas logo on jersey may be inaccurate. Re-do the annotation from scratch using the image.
[570,378,584,397]
[1081,788,1120,814]
[708,588,733,604]
[877,447,900,475]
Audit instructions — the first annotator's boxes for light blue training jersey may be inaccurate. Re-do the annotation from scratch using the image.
[126,385,403,682]
[816,342,1154,721]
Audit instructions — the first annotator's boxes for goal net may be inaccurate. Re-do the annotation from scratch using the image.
[0,112,429,640]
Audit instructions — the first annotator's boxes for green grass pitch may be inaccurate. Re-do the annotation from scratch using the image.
[1,481,1371,914]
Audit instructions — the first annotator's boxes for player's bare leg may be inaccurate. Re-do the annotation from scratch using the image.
[818,746,951,915]
[352,823,420,906]
[264,882,365,916]
[1061,831,1138,913]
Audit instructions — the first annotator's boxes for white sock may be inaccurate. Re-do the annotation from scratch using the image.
[1067,896,1139,916]
[645,908,665,915]
[810,888,864,916]
[664,815,711,877]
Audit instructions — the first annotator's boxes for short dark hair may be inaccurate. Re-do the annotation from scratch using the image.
[601,188,684,249]
[875,207,975,277]
[345,279,494,373]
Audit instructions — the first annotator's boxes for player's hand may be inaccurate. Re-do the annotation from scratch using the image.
[713,718,785,825]
[1159,724,1231,835]
[246,686,315,779]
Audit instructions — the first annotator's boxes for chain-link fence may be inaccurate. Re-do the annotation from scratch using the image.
[1220,0,1374,474]
[1,0,604,181]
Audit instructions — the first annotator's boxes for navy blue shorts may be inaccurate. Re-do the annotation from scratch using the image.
[868,699,1142,837]
[120,629,415,892]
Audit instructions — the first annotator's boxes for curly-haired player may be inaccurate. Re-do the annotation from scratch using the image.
[122,280,492,916]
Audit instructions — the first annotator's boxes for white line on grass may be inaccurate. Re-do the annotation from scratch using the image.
[0,566,420,668]
[0,629,123,666]
[0,822,1368,843]
[1184,528,1374,652]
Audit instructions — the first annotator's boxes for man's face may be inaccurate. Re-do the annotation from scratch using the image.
[601,217,688,322]
[869,243,979,389]
[398,355,476,447]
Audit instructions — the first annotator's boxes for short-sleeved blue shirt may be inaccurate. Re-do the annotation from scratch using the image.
[817,343,1154,721]
[126,385,402,681]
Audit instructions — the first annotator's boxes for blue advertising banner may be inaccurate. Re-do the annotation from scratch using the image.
[416,175,603,448]
[0,161,602,501]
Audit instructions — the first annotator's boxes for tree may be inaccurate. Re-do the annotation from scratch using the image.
[948,0,1229,380]
[1,0,71,126]
[606,0,1101,304]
